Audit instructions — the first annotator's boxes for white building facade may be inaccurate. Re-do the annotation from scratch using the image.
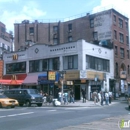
[2,39,114,100]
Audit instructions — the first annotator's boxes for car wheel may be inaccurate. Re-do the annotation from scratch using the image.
[0,102,2,108]
[26,101,31,107]
[37,103,42,107]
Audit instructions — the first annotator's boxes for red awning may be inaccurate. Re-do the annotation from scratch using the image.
[0,79,11,85]
[0,79,23,85]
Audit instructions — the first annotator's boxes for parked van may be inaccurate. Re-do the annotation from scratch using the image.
[4,89,43,107]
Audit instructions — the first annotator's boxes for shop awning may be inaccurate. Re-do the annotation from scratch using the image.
[0,79,23,85]
[0,79,11,85]
[22,74,38,85]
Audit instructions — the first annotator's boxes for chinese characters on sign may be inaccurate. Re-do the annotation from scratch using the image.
[48,71,55,80]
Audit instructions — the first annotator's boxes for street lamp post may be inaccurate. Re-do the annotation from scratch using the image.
[59,71,66,104]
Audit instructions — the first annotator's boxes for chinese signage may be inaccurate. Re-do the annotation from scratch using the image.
[48,71,56,80]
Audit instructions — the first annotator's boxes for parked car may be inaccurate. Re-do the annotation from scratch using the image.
[0,94,19,108]
[4,89,43,107]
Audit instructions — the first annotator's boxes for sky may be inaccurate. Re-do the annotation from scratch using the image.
[0,0,130,34]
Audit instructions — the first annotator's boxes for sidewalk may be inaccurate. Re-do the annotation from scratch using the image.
[42,99,119,107]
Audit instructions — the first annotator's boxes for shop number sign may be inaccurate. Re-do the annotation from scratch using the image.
[48,71,55,80]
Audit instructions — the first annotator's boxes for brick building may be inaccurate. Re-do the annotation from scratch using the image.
[14,8,130,95]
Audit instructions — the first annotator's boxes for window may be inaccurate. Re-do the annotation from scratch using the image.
[53,38,58,45]
[119,18,123,28]
[128,65,130,75]
[127,50,129,59]
[42,59,48,71]
[42,58,59,71]
[68,36,72,42]
[115,46,118,55]
[113,15,116,24]
[53,26,58,33]
[86,55,110,72]
[8,46,10,51]
[1,27,5,33]
[2,43,4,48]
[120,48,125,58]
[29,27,34,34]
[29,60,40,72]
[115,63,118,76]
[68,24,72,32]
[6,62,26,74]
[63,55,78,70]
[126,36,129,45]
[52,58,59,70]
[119,33,124,43]
[126,22,128,31]
[93,32,98,40]
[90,19,94,28]
[114,30,117,39]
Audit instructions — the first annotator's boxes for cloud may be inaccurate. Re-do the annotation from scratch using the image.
[0,1,46,33]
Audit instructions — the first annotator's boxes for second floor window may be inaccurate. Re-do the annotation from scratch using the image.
[113,15,116,24]
[119,33,124,43]
[63,55,78,70]
[120,48,125,58]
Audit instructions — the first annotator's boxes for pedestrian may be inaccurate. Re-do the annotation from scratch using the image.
[98,91,101,105]
[100,91,104,106]
[63,91,68,104]
[92,90,98,105]
[105,91,109,105]
[58,91,62,102]
[70,90,74,103]
[108,91,112,104]
[81,88,86,103]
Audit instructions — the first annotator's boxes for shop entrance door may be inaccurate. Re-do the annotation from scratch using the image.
[75,85,80,100]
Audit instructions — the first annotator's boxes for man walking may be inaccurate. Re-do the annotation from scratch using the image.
[81,88,86,103]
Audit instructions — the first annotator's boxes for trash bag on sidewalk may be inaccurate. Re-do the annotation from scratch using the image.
[53,99,61,106]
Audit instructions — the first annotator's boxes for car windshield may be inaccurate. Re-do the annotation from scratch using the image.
[0,94,8,98]
[28,89,39,94]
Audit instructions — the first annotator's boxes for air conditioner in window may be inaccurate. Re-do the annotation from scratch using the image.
[0,43,2,47]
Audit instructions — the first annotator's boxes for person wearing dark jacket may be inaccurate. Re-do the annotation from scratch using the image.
[81,88,86,103]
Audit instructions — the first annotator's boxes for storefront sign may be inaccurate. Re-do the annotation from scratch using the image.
[48,71,56,80]
[87,71,103,80]
[80,70,87,79]
[65,71,79,80]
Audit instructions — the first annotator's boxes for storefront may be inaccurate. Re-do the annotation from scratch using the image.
[38,71,60,98]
